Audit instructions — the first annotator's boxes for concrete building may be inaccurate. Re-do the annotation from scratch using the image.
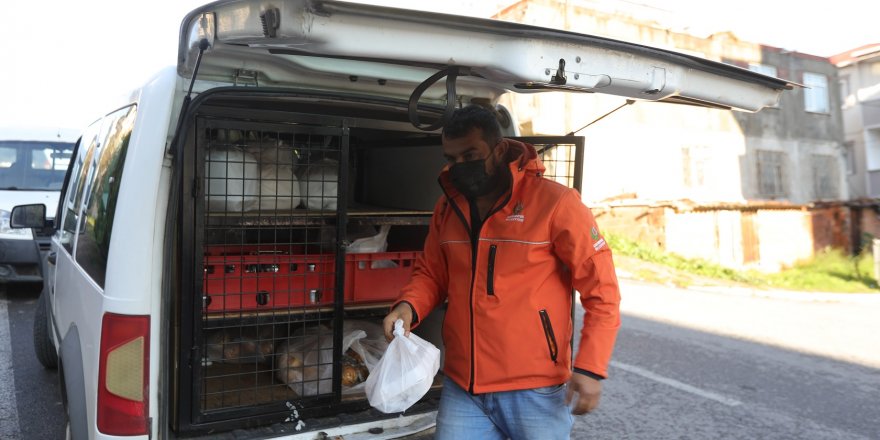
[834,44,880,199]
[832,44,880,250]
[494,0,849,271]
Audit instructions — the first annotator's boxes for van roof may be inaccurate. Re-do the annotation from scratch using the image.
[0,127,79,143]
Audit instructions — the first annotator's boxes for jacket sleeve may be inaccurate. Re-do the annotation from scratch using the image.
[392,197,449,328]
[550,189,621,378]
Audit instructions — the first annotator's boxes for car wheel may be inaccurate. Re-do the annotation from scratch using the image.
[33,291,58,369]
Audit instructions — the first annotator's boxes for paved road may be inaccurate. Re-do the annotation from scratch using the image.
[1,284,65,440]
[573,280,880,439]
[2,280,878,439]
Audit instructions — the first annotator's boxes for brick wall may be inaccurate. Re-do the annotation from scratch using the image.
[590,205,666,248]
[810,206,852,253]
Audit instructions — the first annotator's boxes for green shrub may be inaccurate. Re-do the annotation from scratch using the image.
[606,232,879,293]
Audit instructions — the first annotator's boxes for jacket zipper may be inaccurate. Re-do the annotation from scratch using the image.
[440,186,479,394]
[466,198,482,393]
[538,309,559,364]
[487,245,497,295]
[440,181,512,393]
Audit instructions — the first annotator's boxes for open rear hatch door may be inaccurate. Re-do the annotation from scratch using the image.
[178,0,794,120]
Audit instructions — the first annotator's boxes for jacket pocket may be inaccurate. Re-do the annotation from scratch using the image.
[538,309,558,364]
[531,383,566,395]
[487,245,497,295]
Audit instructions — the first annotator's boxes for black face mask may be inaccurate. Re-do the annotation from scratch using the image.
[449,158,506,199]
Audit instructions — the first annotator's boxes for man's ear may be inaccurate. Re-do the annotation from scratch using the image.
[493,139,509,160]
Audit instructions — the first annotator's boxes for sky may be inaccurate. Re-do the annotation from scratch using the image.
[0,0,877,132]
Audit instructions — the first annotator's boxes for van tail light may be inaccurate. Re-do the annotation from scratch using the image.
[97,313,150,436]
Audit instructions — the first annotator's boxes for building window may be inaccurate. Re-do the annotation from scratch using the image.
[803,72,829,113]
[681,146,709,188]
[839,75,850,105]
[756,150,787,197]
[844,141,856,175]
[748,63,777,77]
[811,154,840,200]
[749,64,779,107]
[867,128,880,171]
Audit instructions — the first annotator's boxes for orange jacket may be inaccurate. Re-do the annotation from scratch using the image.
[395,139,621,394]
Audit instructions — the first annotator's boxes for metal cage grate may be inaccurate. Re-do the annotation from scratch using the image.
[517,136,585,192]
[179,122,584,430]
[196,119,349,417]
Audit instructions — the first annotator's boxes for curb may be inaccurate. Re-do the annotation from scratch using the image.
[615,272,880,304]
[686,285,880,304]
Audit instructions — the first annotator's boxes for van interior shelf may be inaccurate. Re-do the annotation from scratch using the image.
[200,303,394,322]
[204,207,432,227]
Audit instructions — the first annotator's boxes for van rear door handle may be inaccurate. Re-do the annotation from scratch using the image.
[47,252,57,265]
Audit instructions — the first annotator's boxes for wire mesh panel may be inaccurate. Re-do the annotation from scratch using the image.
[195,118,350,419]
[516,136,585,191]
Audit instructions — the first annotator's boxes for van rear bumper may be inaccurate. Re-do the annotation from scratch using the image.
[283,411,436,440]
[178,404,438,439]
[0,238,42,283]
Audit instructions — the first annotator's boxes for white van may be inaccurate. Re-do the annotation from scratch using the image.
[12,0,792,438]
[0,127,76,284]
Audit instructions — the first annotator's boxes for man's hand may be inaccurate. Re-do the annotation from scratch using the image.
[382,302,414,342]
[566,373,603,415]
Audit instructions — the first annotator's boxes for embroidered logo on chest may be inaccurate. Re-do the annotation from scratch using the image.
[506,201,525,223]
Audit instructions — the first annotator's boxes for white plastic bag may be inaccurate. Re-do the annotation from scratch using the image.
[257,164,301,211]
[365,319,440,413]
[347,224,390,253]
[204,147,260,212]
[300,158,339,210]
[347,225,397,268]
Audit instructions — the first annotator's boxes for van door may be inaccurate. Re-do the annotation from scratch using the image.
[177,0,793,115]
[52,122,102,329]
[50,105,140,439]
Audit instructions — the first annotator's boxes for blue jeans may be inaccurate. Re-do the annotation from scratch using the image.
[435,376,574,440]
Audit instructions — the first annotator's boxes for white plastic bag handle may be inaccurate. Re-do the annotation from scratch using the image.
[393,319,406,337]
[393,319,419,354]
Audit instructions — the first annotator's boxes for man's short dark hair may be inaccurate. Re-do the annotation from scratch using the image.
[442,105,503,147]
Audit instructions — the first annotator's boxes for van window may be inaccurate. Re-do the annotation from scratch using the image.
[61,124,102,253]
[32,147,71,171]
[0,142,73,190]
[75,105,136,287]
[0,146,15,168]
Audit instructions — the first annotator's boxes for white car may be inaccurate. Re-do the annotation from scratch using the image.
[0,128,76,284]
[11,0,793,439]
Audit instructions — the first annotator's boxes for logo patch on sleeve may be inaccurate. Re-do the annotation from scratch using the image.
[591,226,605,251]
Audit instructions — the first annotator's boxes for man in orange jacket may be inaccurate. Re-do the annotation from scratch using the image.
[383,105,620,439]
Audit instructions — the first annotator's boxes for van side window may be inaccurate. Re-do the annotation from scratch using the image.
[0,146,15,168]
[60,124,102,254]
[75,105,137,287]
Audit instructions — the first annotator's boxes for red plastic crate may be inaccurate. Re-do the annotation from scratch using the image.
[203,244,308,257]
[202,247,421,312]
[344,251,419,304]
[202,246,335,312]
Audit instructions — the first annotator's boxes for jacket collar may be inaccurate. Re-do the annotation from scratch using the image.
[438,138,545,201]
